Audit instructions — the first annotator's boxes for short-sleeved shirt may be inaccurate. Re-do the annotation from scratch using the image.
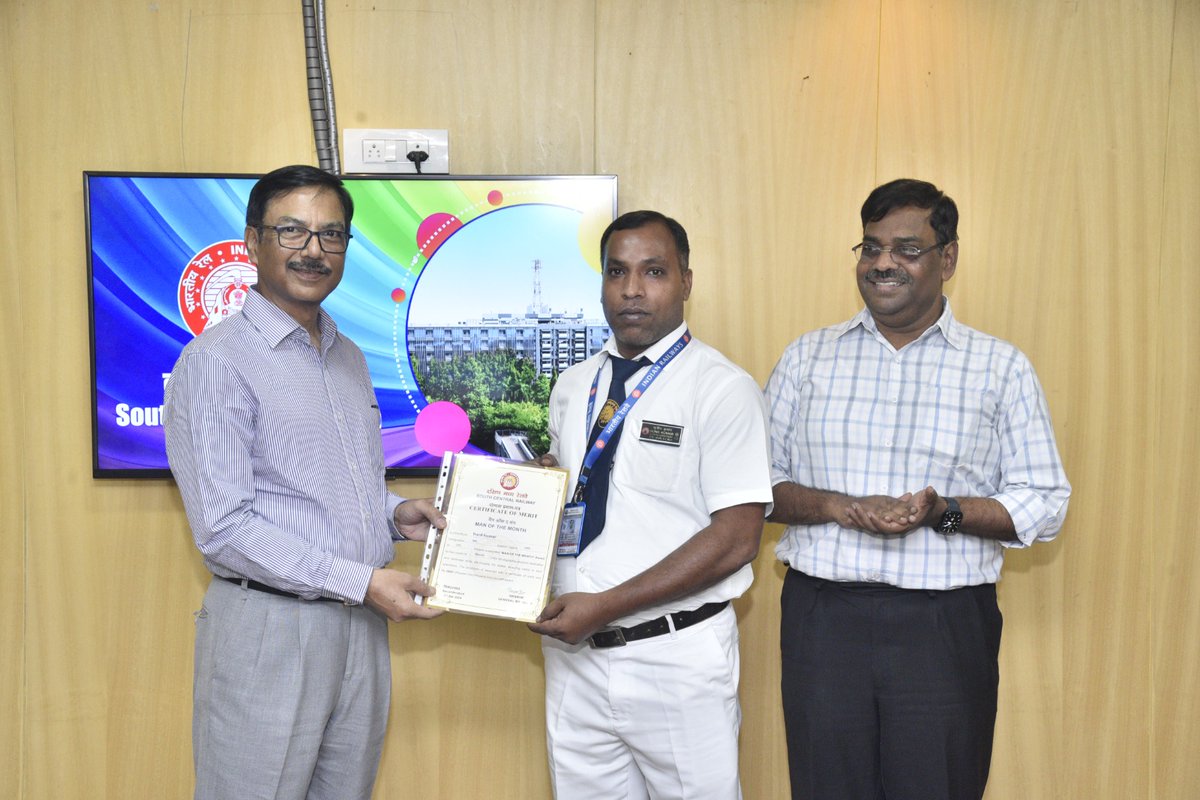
[548,322,775,625]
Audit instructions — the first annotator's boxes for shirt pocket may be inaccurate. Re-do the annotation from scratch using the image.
[910,385,1001,478]
[616,423,685,495]
[342,386,386,474]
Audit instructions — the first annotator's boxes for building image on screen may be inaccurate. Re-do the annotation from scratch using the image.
[405,203,609,462]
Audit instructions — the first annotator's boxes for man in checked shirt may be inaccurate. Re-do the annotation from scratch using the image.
[165,165,443,800]
[764,178,1070,800]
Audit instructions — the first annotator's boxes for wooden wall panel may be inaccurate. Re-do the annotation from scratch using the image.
[594,0,877,381]
[1155,0,1200,795]
[1056,3,1172,798]
[330,0,596,175]
[98,489,203,799]
[1,5,26,799]
[180,8,314,172]
[3,0,1196,798]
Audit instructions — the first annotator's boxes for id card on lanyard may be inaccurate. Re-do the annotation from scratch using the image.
[556,331,691,556]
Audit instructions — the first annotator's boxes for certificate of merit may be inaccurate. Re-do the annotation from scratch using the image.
[421,453,570,622]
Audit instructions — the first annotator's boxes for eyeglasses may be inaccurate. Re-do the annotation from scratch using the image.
[851,241,947,265]
[258,224,353,253]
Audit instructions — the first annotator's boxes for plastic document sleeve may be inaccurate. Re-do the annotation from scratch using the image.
[418,452,568,622]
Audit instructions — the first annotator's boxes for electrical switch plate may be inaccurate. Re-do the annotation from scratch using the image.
[343,128,449,174]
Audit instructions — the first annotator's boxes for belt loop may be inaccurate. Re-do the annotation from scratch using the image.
[666,612,678,635]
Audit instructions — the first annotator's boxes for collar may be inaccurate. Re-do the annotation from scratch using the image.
[837,297,966,351]
[242,287,339,350]
[602,320,689,363]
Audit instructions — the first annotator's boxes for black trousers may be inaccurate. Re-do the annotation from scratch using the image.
[780,569,1002,800]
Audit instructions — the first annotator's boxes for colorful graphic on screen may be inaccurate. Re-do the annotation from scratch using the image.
[86,173,617,476]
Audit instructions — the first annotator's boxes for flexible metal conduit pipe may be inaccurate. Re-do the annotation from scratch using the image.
[302,0,341,173]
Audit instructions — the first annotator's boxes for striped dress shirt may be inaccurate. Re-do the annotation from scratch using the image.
[765,301,1070,590]
[164,289,404,603]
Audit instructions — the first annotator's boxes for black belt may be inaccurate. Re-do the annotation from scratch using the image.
[220,576,341,603]
[587,601,729,649]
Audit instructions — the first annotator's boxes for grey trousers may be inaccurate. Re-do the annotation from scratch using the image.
[193,577,391,800]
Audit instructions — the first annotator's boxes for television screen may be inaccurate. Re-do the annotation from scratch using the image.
[85,172,617,477]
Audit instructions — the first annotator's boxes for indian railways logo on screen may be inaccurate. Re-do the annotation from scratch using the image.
[178,240,257,335]
[499,472,520,491]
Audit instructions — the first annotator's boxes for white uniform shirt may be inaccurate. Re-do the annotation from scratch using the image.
[548,322,774,626]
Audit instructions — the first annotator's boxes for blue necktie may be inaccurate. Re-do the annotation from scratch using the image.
[578,356,648,552]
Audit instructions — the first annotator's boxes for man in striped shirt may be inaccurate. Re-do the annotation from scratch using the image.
[165,164,443,800]
[764,179,1070,800]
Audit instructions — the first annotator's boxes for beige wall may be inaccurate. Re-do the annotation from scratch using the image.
[1,3,25,796]
[2,0,1196,797]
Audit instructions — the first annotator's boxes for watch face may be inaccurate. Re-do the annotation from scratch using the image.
[939,511,963,533]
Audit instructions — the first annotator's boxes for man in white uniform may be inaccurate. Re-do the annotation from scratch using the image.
[529,210,773,799]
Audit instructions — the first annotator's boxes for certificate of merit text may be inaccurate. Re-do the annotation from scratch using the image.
[424,454,569,622]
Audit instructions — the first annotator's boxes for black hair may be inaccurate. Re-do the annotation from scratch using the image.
[600,210,690,272]
[861,178,958,246]
[245,164,354,229]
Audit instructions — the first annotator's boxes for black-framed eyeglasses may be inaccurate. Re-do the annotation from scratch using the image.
[258,224,353,253]
[851,241,948,265]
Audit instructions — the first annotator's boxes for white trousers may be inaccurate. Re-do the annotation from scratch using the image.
[541,606,743,800]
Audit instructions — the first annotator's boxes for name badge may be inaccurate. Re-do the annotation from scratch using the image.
[638,420,683,446]
[557,502,586,557]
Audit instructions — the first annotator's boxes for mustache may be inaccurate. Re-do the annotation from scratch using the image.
[287,257,332,275]
[866,268,910,284]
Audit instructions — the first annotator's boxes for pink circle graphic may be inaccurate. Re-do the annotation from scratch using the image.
[413,401,471,456]
[391,287,406,303]
[487,190,503,206]
[416,213,463,259]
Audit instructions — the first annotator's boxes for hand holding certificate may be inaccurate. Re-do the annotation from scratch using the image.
[419,453,569,622]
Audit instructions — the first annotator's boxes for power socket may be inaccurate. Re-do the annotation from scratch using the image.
[362,139,387,164]
[343,129,449,174]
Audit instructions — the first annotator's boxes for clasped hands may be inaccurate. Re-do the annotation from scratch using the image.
[834,486,945,536]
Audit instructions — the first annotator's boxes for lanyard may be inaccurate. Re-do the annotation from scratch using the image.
[572,330,690,501]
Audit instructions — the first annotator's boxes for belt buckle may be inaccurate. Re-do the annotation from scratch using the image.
[588,626,627,649]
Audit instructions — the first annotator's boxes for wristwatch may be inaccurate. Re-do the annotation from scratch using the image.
[937,497,963,534]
